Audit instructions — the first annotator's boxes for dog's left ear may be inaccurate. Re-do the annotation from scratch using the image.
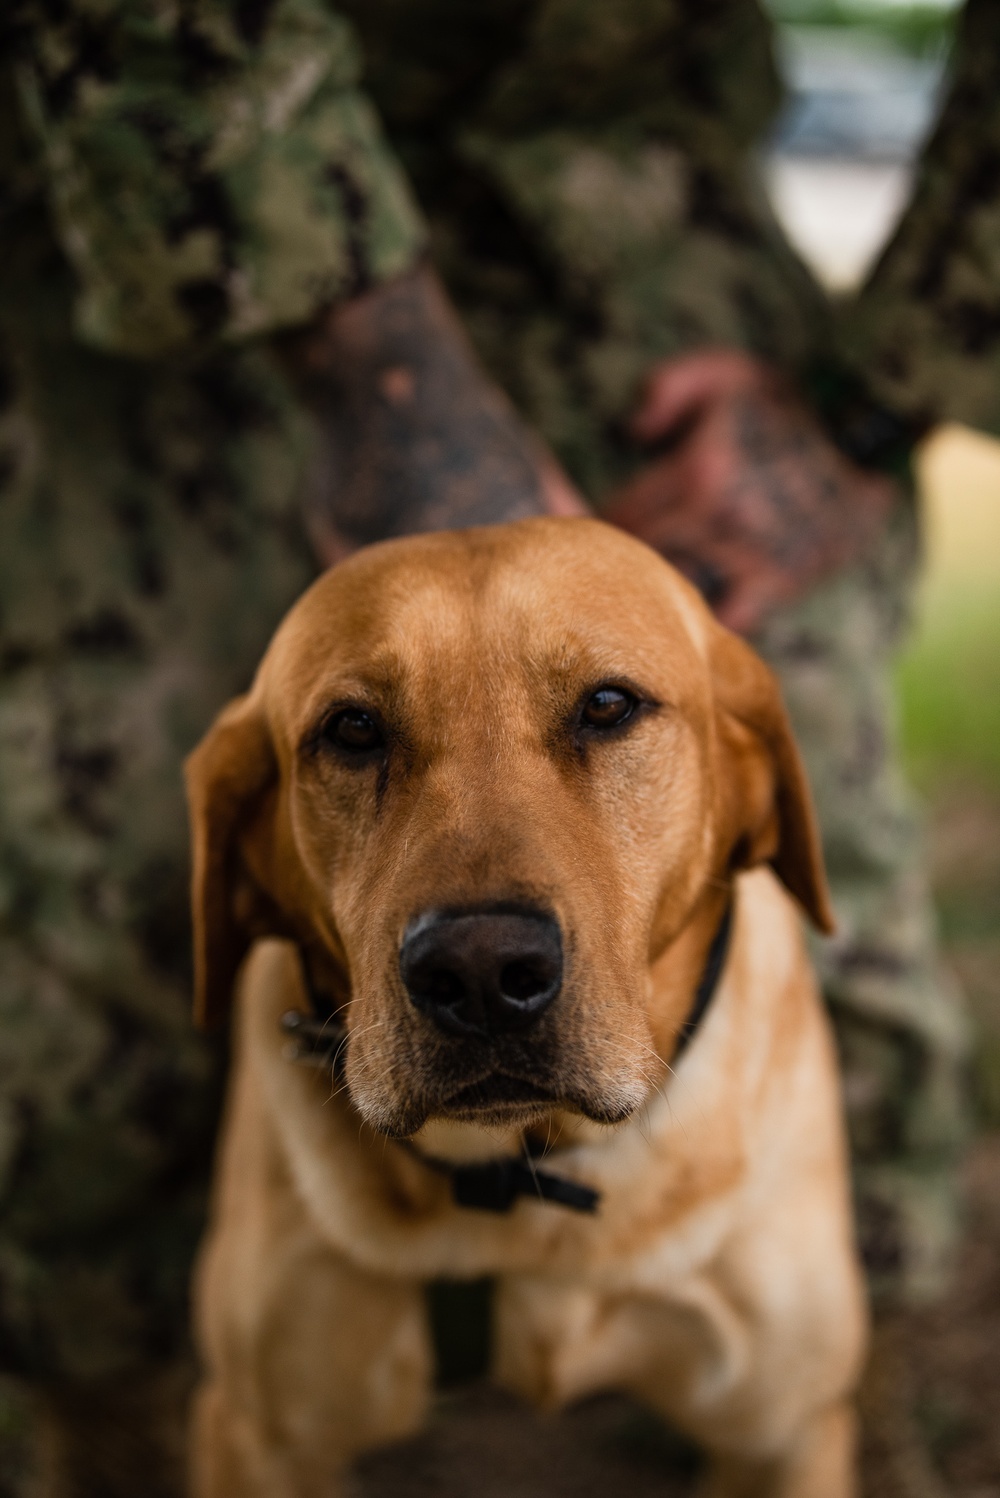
[708,622,835,934]
[185,694,279,1029]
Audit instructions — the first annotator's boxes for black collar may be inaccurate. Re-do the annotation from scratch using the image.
[281,901,734,1217]
[671,899,734,1064]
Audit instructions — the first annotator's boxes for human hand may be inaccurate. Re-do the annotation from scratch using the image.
[282,266,587,567]
[602,351,896,635]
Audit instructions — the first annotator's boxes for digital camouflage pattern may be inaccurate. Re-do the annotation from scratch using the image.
[335,0,832,500]
[0,0,993,1479]
[0,151,317,1382]
[754,512,970,1302]
[845,0,1000,437]
[12,0,425,355]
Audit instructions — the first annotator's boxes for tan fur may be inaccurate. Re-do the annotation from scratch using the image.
[186,518,866,1498]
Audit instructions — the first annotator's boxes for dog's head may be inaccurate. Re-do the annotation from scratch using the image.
[186,518,832,1137]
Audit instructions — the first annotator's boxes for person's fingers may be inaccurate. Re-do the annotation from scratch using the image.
[305,513,356,571]
[630,349,771,443]
[536,451,591,518]
[601,457,689,541]
[857,468,898,529]
[713,572,784,636]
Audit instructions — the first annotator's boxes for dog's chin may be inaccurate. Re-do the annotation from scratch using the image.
[352,1069,647,1139]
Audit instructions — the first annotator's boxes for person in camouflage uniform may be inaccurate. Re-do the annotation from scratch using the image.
[1,0,996,1492]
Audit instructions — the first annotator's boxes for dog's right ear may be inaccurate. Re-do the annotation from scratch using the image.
[185,694,277,1030]
[707,620,836,935]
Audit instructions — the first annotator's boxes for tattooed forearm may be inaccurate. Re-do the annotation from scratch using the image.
[282,265,553,561]
[720,394,856,570]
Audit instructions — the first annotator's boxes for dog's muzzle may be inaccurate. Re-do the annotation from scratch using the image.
[399,904,563,1038]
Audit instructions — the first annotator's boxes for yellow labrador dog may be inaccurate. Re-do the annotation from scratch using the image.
[186,517,866,1498]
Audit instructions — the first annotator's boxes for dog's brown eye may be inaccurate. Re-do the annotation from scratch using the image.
[325,708,384,755]
[582,687,637,730]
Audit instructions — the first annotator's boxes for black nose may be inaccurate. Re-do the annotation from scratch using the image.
[399,905,563,1037]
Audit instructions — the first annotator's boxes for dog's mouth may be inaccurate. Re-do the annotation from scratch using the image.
[357,1057,642,1137]
[347,1006,649,1136]
[440,1071,560,1121]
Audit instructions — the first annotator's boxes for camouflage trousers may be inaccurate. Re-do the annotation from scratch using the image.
[754,497,970,1305]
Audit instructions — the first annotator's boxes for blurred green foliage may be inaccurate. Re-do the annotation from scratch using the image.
[763,0,958,57]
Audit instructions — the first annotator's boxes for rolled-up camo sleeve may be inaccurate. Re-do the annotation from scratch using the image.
[14,0,426,357]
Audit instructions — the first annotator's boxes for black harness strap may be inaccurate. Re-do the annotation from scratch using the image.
[282,901,734,1217]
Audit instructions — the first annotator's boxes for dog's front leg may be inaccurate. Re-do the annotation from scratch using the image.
[190,1078,433,1498]
[191,1229,431,1498]
[697,1400,859,1498]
